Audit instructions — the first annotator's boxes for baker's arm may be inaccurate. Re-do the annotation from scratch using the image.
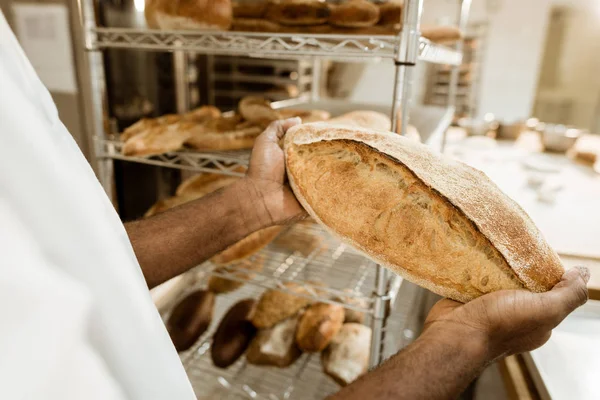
[329,267,589,400]
[125,118,305,288]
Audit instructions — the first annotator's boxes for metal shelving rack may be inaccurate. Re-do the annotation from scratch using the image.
[72,0,469,397]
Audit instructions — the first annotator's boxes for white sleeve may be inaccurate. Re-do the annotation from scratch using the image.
[0,199,127,400]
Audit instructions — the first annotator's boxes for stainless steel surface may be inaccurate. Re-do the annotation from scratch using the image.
[88,28,462,65]
[442,0,472,153]
[173,42,191,113]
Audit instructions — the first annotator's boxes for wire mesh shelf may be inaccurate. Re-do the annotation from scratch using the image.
[95,137,250,176]
[89,28,462,65]
[158,223,423,400]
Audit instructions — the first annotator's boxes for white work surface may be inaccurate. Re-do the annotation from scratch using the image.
[443,130,600,259]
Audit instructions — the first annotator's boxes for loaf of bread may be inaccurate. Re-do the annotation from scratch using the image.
[122,122,193,157]
[322,323,371,386]
[377,1,402,27]
[421,25,463,44]
[183,105,221,123]
[334,289,368,323]
[328,110,391,131]
[265,0,330,26]
[329,0,380,28]
[231,17,281,32]
[211,299,257,368]
[151,0,233,31]
[279,109,331,124]
[284,123,564,302]
[212,226,283,265]
[167,290,215,352]
[121,114,181,142]
[246,315,303,367]
[251,282,313,329]
[295,302,345,352]
[238,96,281,127]
[208,255,265,294]
[232,0,268,18]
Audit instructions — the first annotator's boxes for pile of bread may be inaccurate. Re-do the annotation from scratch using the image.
[144,0,462,42]
[119,97,331,156]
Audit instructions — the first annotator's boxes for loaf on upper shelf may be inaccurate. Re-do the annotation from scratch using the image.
[145,0,233,30]
[284,123,565,303]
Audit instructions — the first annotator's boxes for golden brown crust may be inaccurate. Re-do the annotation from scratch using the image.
[144,0,160,28]
[421,25,463,44]
[329,0,380,28]
[232,0,269,18]
[295,303,345,352]
[121,114,181,142]
[122,122,192,156]
[328,110,391,131]
[251,283,313,329]
[184,114,264,151]
[175,170,244,197]
[183,105,221,123]
[284,123,564,302]
[246,315,303,367]
[212,226,283,265]
[231,17,281,32]
[265,0,331,26]
[377,1,402,27]
[154,0,233,30]
[334,289,368,323]
[279,109,331,123]
[238,96,281,126]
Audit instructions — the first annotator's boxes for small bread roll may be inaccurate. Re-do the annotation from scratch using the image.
[334,289,368,323]
[153,0,233,31]
[322,323,371,386]
[246,315,303,367]
[167,290,215,352]
[421,25,463,44]
[232,0,268,18]
[211,299,257,368]
[265,0,331,26]
[251,282,313,329]
[329,0,380,28]
[296,303,345,352]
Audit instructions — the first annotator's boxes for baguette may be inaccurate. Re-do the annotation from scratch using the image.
[211,299,257,368]
[153,0,233,31]
[284,123,564,302]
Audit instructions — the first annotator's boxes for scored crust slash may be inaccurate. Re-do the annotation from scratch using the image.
[284,122,564,303]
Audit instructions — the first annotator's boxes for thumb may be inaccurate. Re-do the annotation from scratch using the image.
[258,118,302,144]
[541,266,589,325]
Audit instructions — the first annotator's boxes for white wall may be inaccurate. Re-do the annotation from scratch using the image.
[347,0,552,122]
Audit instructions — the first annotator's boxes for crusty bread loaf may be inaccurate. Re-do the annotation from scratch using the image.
[153,0,233,30]
[122,122,192,157]
[246,315,303,367]
[184,115,263,151]
[183,105,221,123]
[208,255,265,294]
[212,226,283,265]
[265,0,330,26]
[121,114,181,142]
[167,290,215,352]
[251,282,313,329]
[328,110,391,131]
[238,96,281,127]
[421,25,463,44]
[334,289,368,323]
[232,0,268,18]
[231,17,281,32]
[377,1,402,27]
[295,302,345,352]
[284,123,564,302]
[211,299,257,368]
[329,0,380,28]
[322,323,371,386]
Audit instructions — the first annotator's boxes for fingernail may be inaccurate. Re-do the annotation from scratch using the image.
[572,266,590,284]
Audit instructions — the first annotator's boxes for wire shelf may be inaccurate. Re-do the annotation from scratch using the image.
[95,137,250,176]
[158,223,421,400]
[89,28,462,65]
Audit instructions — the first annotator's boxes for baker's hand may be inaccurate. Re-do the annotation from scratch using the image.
[244,118,307,226]
[423,267,589,362]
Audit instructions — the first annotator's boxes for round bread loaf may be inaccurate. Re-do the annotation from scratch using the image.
[265,0,330,26]
[284,123,564,303]
[321,323,371,386]
[232,0,269,18]
[211,299,257,368]
[329,0,380,28]
[377,1,402,27]
[167,290,215,352]
[295,302,345,352]
[251,282,313,329]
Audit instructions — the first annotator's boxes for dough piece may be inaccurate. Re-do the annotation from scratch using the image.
[322,323,371,386]
[251,282,313,329]
[421,25,463,44]
[122,121,193,156]
[246,315,303,367]
[211,299,257,368]
[208,255,265,294]
[167,290,215,352]
[284,123,564,302]
[295,303,345,352]
[328,110,392,131]
[265,0,331,26]
[212,226,283,265]
[334,289,369,323]
[329,0,380,28]
[279,109,331,123]
[377,0,402,27]
[231,17,281,32]
[232,0,269,18]
[153,0,233,31]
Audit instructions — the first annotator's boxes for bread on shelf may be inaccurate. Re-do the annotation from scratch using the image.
[334,289,369,323]
[232,0,269,18]
[284,123,564,303]
[322,323,371,386]
[251,282,314,329]
[231,17,282,32]
[265,0,331,26]
[208,255,266,294]
[295,302,345,352]
[421,25,463,44]
[166,290,216,352]
[211,299,258,368]
[212,226,283,265]
[328,110,392,131]
[377,0,402,28]
[329,0,380,28]
[149,0,233,31]
[246,314,303,367]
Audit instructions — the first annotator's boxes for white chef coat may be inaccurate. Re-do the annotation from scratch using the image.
[0,12,195,400]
